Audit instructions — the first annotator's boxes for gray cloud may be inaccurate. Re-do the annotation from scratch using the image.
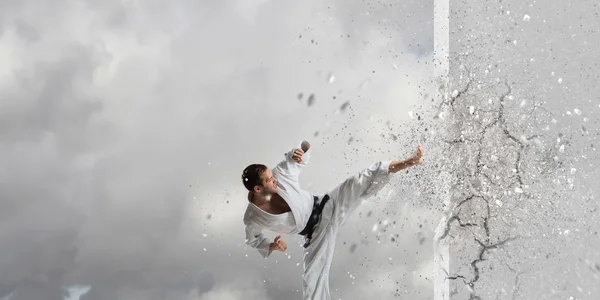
[0,0,434,299]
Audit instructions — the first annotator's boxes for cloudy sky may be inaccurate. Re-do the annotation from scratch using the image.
[0,0,436,299]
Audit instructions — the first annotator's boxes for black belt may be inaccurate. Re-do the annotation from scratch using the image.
[299,194,330,248]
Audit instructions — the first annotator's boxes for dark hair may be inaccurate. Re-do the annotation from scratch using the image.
[241,164,267,192]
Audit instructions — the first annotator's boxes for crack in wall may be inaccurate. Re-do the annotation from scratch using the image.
[429,53,562,298]
[438,213,479,241]
[445,237,519,299]
[433,72,544,299]
[502,261,527,300]
[436,75,473,116]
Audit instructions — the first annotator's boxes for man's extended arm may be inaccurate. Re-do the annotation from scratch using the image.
[274,140,311,177]
[244,226,288,259]
[245,225,273,259]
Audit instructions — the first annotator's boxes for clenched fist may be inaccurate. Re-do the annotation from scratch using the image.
[292,149,305,163]
[269,235,287,252]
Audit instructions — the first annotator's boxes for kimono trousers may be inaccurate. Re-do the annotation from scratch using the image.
[243,141,392,300]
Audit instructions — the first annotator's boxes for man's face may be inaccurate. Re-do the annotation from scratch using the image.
[257,168,278,195]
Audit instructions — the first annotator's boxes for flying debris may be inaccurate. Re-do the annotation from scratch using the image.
[327,73,335,84]
[358,79,370,91]
[349,243,357,253]
[523,14,531,21]
[339,101,350,113]
[307,94,315,107]
[372,224,378,232]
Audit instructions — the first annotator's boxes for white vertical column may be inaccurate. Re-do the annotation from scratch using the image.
[433,0,450,299]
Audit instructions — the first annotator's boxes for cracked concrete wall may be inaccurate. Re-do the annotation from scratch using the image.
[430,0,600,299]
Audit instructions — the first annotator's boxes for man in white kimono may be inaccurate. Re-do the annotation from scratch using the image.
[242,140,423,300]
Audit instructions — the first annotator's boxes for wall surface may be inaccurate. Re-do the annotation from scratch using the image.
[434,0,600,299]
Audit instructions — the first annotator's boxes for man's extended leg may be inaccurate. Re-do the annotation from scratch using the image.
[330,145,423,227]
[301,161,392,300]
[301,150,421,300]
[328,160,393,228]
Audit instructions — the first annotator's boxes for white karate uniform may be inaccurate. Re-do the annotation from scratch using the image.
[244,141,314,257]
[244,142,392,300]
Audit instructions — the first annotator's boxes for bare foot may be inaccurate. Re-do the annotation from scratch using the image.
[413,144,423,165]
[389,144,423,173]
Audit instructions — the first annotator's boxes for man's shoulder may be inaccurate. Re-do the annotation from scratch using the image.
[243,200,254,216]
[243,206,255,225]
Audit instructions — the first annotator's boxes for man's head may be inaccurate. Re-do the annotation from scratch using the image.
[241,164,278,196]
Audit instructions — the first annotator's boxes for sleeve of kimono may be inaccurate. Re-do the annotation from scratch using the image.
[245,225,272,259]
[274,140,311,177]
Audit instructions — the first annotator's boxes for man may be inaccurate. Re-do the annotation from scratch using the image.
[242,140,423,300]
